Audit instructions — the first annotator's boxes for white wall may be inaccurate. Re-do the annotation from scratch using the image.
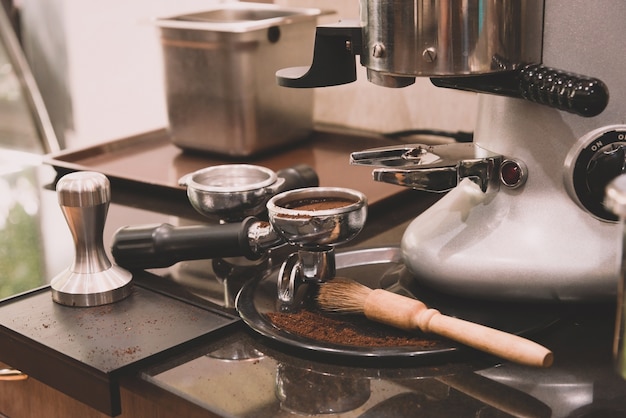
[21,0,238,148]
[21,0,477,149]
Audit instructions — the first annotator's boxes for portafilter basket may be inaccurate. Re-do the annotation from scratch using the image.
[179,164,318,222]
[266,187,367,304]
[180,164,282,222]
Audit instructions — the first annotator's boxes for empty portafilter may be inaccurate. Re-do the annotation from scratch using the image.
[51,171,133,307]
[266,187,367,304]
[179,164,318,222]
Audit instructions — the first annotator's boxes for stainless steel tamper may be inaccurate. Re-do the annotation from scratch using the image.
[51,171,133,307]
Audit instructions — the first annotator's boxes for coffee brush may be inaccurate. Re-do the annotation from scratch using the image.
[316,278,553,368]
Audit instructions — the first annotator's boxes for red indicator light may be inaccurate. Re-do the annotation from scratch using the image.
[500,160,526,188]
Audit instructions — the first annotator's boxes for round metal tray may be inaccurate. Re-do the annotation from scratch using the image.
[236,247,561,360]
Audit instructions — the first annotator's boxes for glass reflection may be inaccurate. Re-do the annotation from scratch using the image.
[0,161,44,298]
[0,4,65,298]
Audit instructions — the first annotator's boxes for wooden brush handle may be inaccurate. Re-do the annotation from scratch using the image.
[364,289,553,368]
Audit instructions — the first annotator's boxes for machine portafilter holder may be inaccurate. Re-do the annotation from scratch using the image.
[266,187,367,304]
[51,171,133,307]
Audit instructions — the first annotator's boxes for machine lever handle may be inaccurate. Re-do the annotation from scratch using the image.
[431,64,609,117]
[111,217,280,269]
[517,64,609,117]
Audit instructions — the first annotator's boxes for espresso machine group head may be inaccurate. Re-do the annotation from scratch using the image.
[278,0,626,301]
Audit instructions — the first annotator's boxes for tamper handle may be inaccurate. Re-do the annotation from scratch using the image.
[56,171,112,273]
[57,171,110,207]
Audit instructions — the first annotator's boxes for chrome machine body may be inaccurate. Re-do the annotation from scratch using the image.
[278,0,626,301]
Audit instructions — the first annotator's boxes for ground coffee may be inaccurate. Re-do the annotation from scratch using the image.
[266,308,442,349]
[284,197,355,211]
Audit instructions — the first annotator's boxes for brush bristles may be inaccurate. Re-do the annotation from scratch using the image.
[316,278,373,314]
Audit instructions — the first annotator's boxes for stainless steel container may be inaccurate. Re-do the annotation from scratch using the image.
[157,3,322,156]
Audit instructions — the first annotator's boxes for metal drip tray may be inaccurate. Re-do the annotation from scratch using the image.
[236,247,562,360]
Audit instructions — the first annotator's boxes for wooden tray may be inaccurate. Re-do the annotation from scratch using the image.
[45,127,405,206]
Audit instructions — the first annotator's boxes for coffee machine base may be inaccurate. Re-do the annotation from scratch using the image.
[401,176,619,302]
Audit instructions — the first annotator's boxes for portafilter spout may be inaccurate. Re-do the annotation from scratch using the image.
[266,187,367,304]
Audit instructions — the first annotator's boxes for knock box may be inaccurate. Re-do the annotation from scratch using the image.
[157,2,322,156]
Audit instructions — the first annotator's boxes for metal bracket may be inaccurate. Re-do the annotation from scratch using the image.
[350,143,503,193]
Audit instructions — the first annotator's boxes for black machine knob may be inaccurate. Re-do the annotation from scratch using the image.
[571,129,626,221]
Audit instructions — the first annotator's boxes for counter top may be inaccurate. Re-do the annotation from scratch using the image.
[1,142,626,418]
[142,304,625,418]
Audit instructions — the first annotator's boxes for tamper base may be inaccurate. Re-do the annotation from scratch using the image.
[50,265,133,307]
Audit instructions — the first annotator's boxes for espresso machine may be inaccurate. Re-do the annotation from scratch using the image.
[276,0,626,301]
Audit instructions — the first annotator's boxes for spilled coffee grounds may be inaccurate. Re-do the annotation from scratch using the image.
[266,308,443,348]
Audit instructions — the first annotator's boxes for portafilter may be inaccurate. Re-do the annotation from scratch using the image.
[266,187,367,304]
[111,186,367,305]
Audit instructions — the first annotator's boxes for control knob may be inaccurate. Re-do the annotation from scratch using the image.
[568,127,626,221]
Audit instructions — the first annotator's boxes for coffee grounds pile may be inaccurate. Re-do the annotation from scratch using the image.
[266,308,443,349]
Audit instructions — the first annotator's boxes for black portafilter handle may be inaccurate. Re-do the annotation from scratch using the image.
[431,63,609,117]
[276,164,319,192]
[111,217,282,270]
